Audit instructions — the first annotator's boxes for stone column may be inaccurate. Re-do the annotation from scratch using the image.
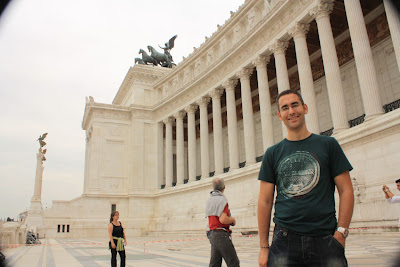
[26,151,45,233]
[270,40,290,137]
[197,96,211,178]
[253,55,275,150]
[32,153,45,201]
[210,88,225,175]
[237,68,256,165]
[174,111,185,185]
[224,79,240,170]
[289,23,321,134]
[185,104,198,181]
[384,0,400,72]
[157,122,164,188]
[310,1,349,133]
[163,117,174,187]
[270,40,290,93]
[344,0,383,120]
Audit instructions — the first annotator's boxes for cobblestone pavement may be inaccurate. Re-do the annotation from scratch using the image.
[2,232,400,266]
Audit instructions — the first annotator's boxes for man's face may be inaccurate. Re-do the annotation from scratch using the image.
[277,93,308,131]
[396,182,400,191]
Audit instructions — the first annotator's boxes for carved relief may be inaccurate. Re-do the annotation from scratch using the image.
[110,127,122,136]
[233,23,244,44]
[336,38,354,66]
[93,110,130,121]
[183,67,191,85]
[134,110,153,120]
[351,177,365,204]
[367,13,390,47]
[194,59,202,77]
[206,50,214,67]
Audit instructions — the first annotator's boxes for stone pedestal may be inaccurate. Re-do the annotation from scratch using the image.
[25,152,45,236]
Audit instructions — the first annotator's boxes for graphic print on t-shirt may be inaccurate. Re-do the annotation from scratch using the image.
[277,151,320,198]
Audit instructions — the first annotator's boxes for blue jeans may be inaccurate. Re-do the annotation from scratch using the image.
[209,230,240,267]
[268,226,348,267]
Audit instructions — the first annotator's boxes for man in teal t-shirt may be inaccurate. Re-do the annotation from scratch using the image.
[257,89,354,267]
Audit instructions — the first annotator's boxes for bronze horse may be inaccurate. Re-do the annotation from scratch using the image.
[135,49,158,66]
[147,45,172,68]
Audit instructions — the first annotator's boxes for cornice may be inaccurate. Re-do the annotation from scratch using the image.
[152,0,314,122]
[112,65,171,106]
[82,102,131,130]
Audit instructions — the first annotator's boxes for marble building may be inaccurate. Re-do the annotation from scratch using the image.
[41,0,400,238]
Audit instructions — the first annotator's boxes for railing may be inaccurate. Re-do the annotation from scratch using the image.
[383,99,400,113]
[348,114,365,128]
[320,127,334,136]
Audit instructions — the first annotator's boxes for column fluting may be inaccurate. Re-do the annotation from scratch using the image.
[224,79,240,170]
[344,0,383,120]
[289,22,321,134]
[310,1,349,133]
[174,111,185,185]
[163,117,174,187]
[237,68,256,165]
[197,96,211,178]
[210,88,225,175]
[184,104,198,181]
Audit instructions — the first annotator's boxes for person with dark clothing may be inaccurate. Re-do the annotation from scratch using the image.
[258,89,354,267]
[108,211,126,267]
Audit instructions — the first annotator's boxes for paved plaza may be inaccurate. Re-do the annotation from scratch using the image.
[2,232,400,266]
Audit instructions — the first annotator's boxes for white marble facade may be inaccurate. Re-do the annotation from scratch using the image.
[42,0,400,238]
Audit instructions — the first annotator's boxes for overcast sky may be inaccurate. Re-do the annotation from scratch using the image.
[0,0,245,220]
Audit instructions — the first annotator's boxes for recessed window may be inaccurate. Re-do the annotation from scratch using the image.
[62,225,65,233]
[67,225,70,233]
[57,225,60,233]
[111,204,116,213]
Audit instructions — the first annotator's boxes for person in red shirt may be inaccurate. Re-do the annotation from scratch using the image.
[205,178,240,267]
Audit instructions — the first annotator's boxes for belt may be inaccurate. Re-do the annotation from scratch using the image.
[211,228,231,233]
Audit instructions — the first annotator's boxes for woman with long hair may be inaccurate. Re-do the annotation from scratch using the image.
[108,211,126,267]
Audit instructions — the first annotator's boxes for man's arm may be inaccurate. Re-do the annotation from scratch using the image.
[382,184,395,199]
[334,170,354,248]
[258,181,275,267]
[219,211,236,226]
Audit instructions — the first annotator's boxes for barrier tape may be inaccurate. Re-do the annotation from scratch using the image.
[2,225,399,249]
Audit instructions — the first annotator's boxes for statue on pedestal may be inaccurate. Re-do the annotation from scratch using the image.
[37,133,48,161]
[134,35,178,68]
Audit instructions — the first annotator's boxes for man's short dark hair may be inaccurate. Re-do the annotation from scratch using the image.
[396,179,400,184]
[276,89,305,111]
[212,178,225,191]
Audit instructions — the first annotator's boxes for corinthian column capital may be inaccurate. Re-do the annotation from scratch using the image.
[174,110,186,120]
[269,40,289,55]
[196,96,211,107]
[309,0,334,20]
[223,79,238,91]
[236,68,253,80]
[163,117,175,125]
[185,104,198,114]
[209,88,224,99]
[288,22,310,39]
[252,55,270,69]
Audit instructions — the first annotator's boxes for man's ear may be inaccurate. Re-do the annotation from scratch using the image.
[277,110,282,121]
[304,103,308,114]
